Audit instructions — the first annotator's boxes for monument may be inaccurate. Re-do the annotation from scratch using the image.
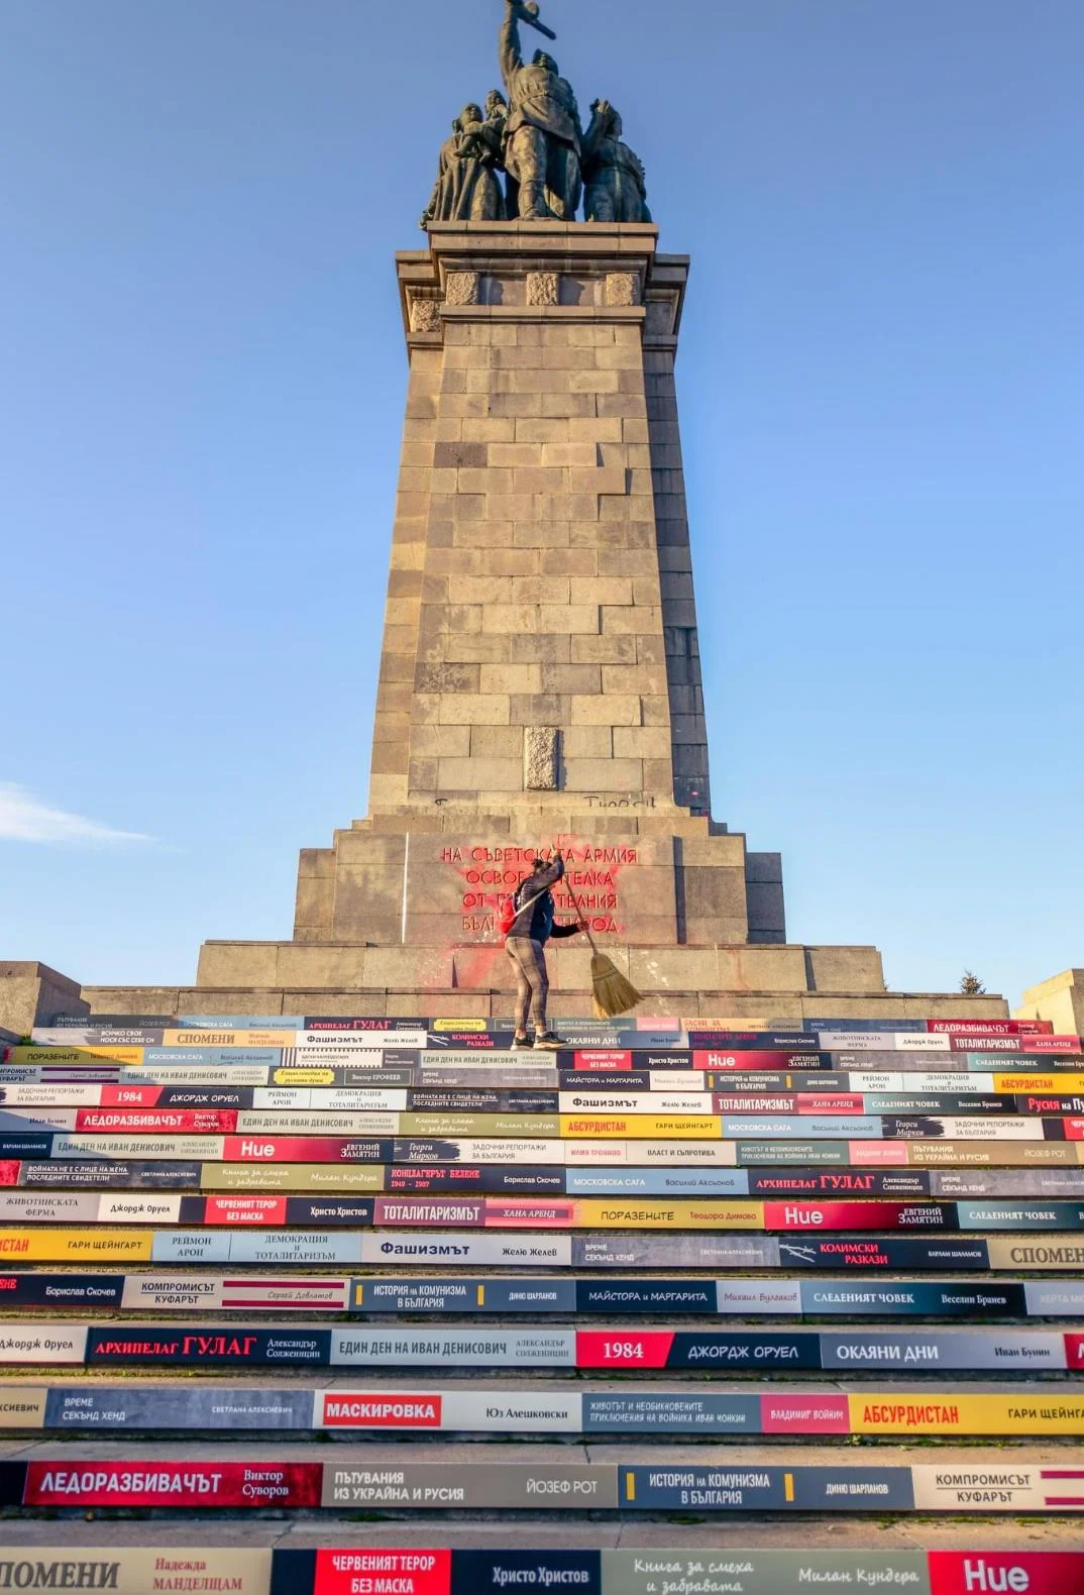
[5,8,1075,1579]
[7,0,1007,1026]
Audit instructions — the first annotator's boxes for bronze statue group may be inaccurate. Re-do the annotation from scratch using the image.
[421,0,650,227]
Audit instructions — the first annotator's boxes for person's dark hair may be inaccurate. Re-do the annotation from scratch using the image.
[531,857,546,871]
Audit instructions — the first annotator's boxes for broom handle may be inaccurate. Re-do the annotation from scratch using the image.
[563,879,599,956]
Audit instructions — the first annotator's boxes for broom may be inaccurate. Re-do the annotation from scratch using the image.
[564,879,643,1020]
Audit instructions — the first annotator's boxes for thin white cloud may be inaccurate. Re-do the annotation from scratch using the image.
[0,783,151,846]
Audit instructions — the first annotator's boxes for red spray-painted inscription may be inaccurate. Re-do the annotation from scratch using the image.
[441,841,639,938]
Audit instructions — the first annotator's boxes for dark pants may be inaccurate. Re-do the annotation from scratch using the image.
[506,124,581,220]
[506,936,549,1033]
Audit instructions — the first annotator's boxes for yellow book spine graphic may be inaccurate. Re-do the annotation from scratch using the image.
[559,1116,722,1140]
[0,1229,153,1262]
[849,1394,1084,1436]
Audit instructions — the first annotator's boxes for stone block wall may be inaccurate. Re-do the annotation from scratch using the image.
[0,961,89,1033]
[292,826,751,949]
[369,223,701,823]
[282,225,778,957]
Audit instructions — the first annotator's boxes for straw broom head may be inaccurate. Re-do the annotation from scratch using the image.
[590,951,643,1020]
[550,842,643,1018]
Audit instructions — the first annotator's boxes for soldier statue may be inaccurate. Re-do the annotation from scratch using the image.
[484,88,518,218]
[420,99,508,227]
[582,100,651,223]
[498,0,582,220]
[418,3,652,228]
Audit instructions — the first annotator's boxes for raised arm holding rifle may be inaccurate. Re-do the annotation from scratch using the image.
[498,0,582,220]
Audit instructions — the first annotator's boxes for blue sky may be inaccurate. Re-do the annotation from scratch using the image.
[1,0,1081,1007]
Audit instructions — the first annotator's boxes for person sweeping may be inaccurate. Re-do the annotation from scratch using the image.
[504,850,585,1049]
[503,847,643,1046]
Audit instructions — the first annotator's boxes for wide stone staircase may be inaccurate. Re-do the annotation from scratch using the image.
[1,1010,1084,1592]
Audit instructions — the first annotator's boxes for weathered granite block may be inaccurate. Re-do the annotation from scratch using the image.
[563,757,644,792]
[524,727,560,790]
[0,962,88,1033]
[437,757,523,792]
[746,850,787,944]
[331,866,406,943]
[806,946,886,994]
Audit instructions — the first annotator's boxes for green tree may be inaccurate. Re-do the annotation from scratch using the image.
[959,971,986,995]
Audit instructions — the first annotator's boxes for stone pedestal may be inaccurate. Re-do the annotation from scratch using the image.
[371,222,709,821]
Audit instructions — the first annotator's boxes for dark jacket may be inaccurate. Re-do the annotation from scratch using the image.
[507,857,579,945]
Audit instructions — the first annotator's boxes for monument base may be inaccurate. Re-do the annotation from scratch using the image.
[290,818,787,950]
[193,934,887,999]
[71,962,1010,1025]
